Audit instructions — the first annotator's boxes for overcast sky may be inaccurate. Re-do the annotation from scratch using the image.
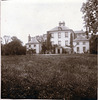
[1,0,86,44]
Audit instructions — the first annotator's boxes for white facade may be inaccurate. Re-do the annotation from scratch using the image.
[73,36,89,53]
[47,21,75,54]
[50,31,73,47]
[26,22,90,54]
[26,43,41,54]
[26,36,42,54]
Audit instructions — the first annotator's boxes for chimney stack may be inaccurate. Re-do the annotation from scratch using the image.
[28,34,31,42]
[59,21,65,26]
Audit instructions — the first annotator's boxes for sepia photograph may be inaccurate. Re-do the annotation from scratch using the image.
[1,0,97,99]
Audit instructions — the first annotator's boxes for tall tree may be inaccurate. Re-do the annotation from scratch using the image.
[70,33,74,53]
[89,35,98,54]
[36,35,47,53]
[81,0,98,54]
[47,32,52,51]
[3,35,11,44]
[81,0,98,34]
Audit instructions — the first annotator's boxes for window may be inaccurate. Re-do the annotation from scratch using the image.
[65,32,68,37]
[77,42,79,45]
[51,41,54,45]
[65,40,68,46]
[34,44,36,47]
[83,34,85,36]
[29,45,31,48]
[58,27,62,30]
[58,41,61,46]
[58,32,61,38]
[77,47,79,52]
[51,33,54,38]
[83,42,85,45]
[83,47,86,52]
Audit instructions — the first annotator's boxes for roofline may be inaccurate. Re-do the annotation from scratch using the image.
[74,32,86,34]
[73,39,89,42]
[26,42,41,45]
[47,29,74,33]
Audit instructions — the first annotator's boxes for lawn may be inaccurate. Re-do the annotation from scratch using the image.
[1,54,97,99]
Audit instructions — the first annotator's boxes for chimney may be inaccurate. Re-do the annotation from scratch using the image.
[63,21,65,26]
[59,21,65,26]
[59,21,61,26]
[28,34,31,42]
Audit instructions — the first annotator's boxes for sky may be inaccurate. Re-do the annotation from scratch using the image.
[1,0,86,45]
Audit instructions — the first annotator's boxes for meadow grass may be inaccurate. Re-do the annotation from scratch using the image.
[1,54,97,99]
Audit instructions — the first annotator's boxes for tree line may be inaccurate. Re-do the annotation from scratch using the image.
[1,36,26,55]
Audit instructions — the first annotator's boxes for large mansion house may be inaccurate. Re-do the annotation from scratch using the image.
[26,22,90,54]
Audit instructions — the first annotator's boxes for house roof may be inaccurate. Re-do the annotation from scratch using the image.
[74,30,85,34]
[73,36,89,41]
[48,26,73,32]
[26,37,40,44]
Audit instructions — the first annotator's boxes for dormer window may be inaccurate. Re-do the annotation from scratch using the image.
[58,27,62,31]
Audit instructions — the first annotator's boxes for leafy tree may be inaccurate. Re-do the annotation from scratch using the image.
[1,44,4,55]
[46,32,52,51]
[3,35,11,44]
[81,0,98,54]
[81,0,97,34]
[26,48,36,55]
[1,36,26,55]
[41,42,47,54]
[36,33,52,54]
[89,35,98,54]
[70,33,73,53]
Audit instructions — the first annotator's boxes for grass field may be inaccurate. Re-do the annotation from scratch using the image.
[1,54,97,99]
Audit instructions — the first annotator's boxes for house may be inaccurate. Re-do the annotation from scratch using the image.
[26,21,90,54]
[74,30,86,38]
[73,36,89,53]
[26,35,42,54]
[47,21,75,54]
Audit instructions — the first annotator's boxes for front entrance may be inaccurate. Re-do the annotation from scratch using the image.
[58,49,60,54]
[55,47,62,54]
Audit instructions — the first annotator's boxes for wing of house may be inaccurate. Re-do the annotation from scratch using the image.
[73,36,89,53]
[26,36,42,54]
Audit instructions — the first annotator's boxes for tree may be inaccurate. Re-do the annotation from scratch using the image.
[81,0,98,54]
[42,42,47,54]
[46,32,52,51]
[70,33,73,53]
[81,0,98,34]
[1,36,26,55]
[3,35,11,44]
[36,35,47,54]
[89,35,98,54]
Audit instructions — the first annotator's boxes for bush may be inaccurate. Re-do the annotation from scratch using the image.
[1,36,26,55]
